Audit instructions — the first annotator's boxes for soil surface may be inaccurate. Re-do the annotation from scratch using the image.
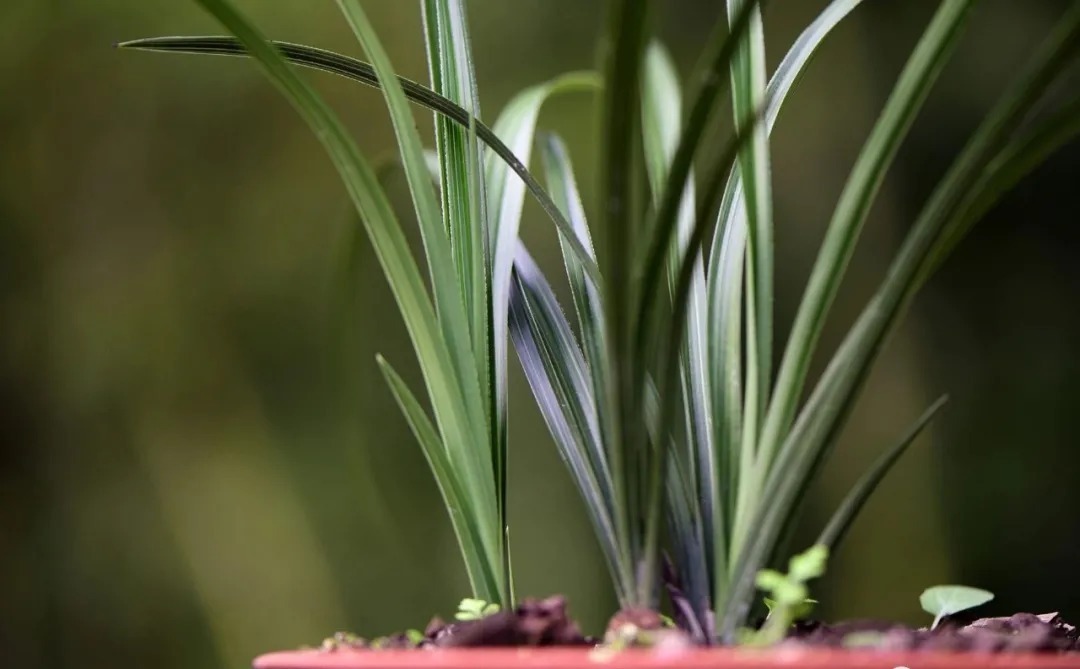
[316,597,1079,654]
[784,612,1079,653]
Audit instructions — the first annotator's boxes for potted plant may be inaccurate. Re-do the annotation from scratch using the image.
[120,0,1080,666]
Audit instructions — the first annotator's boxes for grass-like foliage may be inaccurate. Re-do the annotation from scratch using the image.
[123,0,1080,644]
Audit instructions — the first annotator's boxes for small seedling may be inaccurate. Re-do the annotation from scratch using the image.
[763,597,818,622]
[455,597,501,621]
[742,545,828,646]
[920,585,995,630]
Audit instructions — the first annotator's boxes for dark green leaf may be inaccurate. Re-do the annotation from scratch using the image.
[118,36,602,286]
[818,396,948,550]
[719,1,980,640]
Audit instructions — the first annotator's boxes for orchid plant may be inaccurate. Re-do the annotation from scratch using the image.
[123,0,1080,644]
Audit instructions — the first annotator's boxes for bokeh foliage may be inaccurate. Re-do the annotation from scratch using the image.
[1,2,1077,668]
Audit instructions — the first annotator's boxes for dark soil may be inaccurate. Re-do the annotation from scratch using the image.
[427,596,592,647]
[315,598,1079,654]
[784,612,1079,654]
[316,596,594,651]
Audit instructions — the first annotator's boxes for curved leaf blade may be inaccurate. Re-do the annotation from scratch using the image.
[920,93,1080,283]
[421,0,490,426]
[726,0,773,447]
[642,40,717,624]
[377,356,501,600]
[719,0,980,640]
[118,36,602,286]
[722,1,1079,641]
[485,75,601,535]
[537,134,611,450]
[181,0,502,598]
[508,246,632,603]
[756,0,976,480]
[331,0,506,604]
[817,396,948,550]
[705,0,868,550]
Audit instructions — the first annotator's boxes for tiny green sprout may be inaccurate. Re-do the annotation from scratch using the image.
[405,629,425,646]
[455,597,501,621]
[763,597,818,621]
[788,545,828,582]
[742,545,829,647]
[920,585,995,630]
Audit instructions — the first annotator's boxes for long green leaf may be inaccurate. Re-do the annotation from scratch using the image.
[599,0,652,605]
[626,2,762,609]
[722,0,776,580]
[749,0,976,520]
[786,5,1080,546]
[533,133,633,602]
[787,4,1080,527]
[377,356,501,600]
[484,75,601,566]
[421,0,492,457]
[508,246,632,604]
[817,396,948,550]
[182,0,504,600]
[538,134,613,459]
[919,92,1080,283]
[649,98,766,620]
[331,0,506,602]
[726,0,773,456]
[421,0,509,599]
[664,447,711,640]
[118,36,602,287]
[641,40,717,619]
[706,187,745,553]
[422,0,485,335]
[705,0,868,557]
[722,0,979,638]
[722,0,1079,640]
[633,0,760,379]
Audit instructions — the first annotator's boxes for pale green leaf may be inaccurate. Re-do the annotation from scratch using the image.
[920,585,994,629]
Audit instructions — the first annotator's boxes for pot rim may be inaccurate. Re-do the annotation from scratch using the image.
[254,646,1080,669]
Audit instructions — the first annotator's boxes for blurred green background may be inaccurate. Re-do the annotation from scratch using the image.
[2,1,1078,668]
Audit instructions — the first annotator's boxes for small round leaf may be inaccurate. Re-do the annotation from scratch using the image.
[920,585,994,629]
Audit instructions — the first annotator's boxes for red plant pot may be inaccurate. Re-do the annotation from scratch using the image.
[254,647,1080,669]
